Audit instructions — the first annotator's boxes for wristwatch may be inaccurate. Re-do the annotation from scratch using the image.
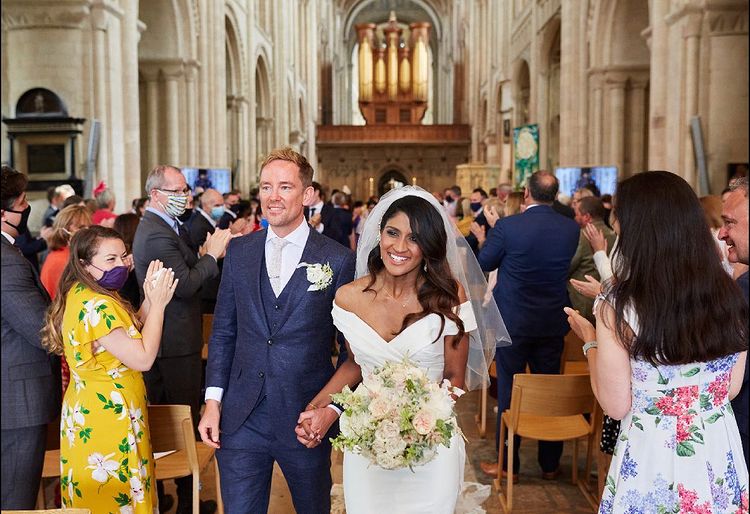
[582,341,598,357]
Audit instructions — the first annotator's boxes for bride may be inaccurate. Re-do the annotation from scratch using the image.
[295,187,510,513]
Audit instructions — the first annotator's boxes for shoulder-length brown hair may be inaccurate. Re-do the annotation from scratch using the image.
[47,205,92,251]
[41,226,141,355]
[364,196,464,345]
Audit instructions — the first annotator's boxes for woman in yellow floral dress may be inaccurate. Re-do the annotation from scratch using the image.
[42,225,177,513]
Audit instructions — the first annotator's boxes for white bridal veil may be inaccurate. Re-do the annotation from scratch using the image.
[356,186,512,391]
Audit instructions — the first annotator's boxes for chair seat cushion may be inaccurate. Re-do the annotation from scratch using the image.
[503,412,591,441]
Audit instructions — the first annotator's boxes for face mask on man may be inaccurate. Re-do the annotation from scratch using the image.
[4,205,31,234]
[157,190,189,219]
[210,206,225,221]
[470,202,483,213]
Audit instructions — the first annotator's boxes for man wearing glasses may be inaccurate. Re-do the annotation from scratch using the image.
[133,165,236,513]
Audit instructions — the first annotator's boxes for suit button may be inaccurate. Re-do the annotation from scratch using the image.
[258,371,265,378]
[274,304,280,310]
[267,339,273,345]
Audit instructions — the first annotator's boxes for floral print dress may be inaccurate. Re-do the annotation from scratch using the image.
[60,283,157,514]
[600,352,749,513]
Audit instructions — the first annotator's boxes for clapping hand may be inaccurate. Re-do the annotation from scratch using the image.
[469,221,486,247]
[143,259,178,310]
[203,228,240,260]
[582,223,607,253]
[569,274,602,299]
[483,205,500,228]
[564,307,596,343]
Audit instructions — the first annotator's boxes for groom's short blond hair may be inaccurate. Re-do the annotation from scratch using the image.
[260,148,314,188]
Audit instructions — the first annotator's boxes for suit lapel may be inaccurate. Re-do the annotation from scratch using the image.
[239,231,271,336]
[271,229,325,335]
[2,236,50,301]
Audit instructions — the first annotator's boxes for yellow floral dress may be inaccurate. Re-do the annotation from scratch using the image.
[60,282,157,514]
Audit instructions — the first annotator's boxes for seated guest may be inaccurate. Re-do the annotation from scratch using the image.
[91,182,117,227]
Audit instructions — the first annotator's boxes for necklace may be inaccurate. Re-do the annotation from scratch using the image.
[380,287,414,308]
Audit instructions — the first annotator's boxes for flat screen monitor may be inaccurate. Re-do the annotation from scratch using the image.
[555,166,618,198]
[181,167,232,195]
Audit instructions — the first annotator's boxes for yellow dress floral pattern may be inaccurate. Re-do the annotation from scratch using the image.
[60,282,157,514]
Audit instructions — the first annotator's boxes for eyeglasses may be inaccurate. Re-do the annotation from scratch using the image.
[157,188,191,195]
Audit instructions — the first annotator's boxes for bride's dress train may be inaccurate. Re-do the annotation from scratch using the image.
[332,301,490,514]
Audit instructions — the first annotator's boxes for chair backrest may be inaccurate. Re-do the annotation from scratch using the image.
[2,509,91,514]
[509,373,596,423]
[560,330,587,372]
[147,404,199,472]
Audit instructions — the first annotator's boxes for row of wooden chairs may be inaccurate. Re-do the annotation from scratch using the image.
[35,404,222,514]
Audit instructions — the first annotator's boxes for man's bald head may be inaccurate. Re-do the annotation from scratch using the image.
[200,189,223,211]
[526,170,559,204]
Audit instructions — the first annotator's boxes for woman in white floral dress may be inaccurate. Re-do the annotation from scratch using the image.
[42,226,177,513]
[566,171,748,513]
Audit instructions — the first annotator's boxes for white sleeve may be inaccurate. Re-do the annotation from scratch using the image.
[593,250,613,282]
[205,386,224,403]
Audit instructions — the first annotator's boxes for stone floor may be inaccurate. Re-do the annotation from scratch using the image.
[43,388,599,513]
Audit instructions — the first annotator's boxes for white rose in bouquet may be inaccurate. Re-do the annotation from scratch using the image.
[368,396,392,419]
[412,409,437,435]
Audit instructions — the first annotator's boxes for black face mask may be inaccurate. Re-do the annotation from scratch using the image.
[4,205,31,234]
[230,204,242,215]
[444,196,454,204]
[177,208,193,223]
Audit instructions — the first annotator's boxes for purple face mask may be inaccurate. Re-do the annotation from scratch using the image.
[91,264,130,290]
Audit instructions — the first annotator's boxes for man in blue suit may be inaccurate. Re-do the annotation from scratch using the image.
[198,148,355,513]
[477,170,580,480]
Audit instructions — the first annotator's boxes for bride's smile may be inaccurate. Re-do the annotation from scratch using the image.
[379,212,423,276]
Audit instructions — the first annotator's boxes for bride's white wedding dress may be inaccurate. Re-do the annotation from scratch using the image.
[332,300,478,514]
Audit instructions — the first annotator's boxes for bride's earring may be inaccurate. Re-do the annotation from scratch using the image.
[423,262,428,272]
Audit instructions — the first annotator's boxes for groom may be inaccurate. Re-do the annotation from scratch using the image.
[198,148,355,513]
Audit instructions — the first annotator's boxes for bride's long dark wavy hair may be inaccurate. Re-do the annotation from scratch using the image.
[605,171,747,365]
[364,196,464,345]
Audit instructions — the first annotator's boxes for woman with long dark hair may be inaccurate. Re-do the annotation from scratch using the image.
[294,188,508,513]
[41,226,177,513]
[566,171,748,513]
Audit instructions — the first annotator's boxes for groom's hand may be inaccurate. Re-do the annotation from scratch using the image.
[198,400,222,448]
[296,408,339,448]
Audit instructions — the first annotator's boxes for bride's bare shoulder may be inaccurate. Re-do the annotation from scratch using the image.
[335,276,374,311]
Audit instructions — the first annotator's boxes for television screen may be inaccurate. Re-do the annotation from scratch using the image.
[181,168,232,195]
[555,166,618,198]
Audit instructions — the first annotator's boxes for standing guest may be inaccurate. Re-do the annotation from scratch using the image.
[113,213,142,310]
[700,194,741,276]
[43,184,76,228]
[131,197,149,218]
[568,197,616,323]
[352,201,365,245]
[42,226,177,513]
[41,205,93,299]
[63,194,85,210]
[187,188,224,251]
[305,181,334,237]
[465,188,490,252]
[1,165,60,510]
[719,176,749,467]
[566,171,748,512]
[217,190,241,229]
[328,191,354,248]
[198,148,355,514]
[241,197,263,233]
[443,185,463,221]
[92,182,117,227]
[14,214,52,271]
[478,170,580,480]
[133,165,234,513]
[496,183,513,203]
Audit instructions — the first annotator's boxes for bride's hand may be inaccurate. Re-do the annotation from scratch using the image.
[296,408,339,448]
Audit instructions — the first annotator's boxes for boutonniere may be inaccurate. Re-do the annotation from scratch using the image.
[297,262,334,291]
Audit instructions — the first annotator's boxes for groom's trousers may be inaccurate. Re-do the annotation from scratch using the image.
[217,395,332,514]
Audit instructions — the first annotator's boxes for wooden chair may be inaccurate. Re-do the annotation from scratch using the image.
[148,404,223,514]
[2,506,91,514]
[475,361,496,438]
[35,419,61,509]
[201,313,214,360]
[495,373,597,512]
[560,330,589,375]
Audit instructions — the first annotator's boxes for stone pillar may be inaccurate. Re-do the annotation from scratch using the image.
[119,0,141,201]
[162,64,183,166]
[91,6,110,188]
[648,0,669,169]
[140,66,160,170]
[682,13,703,188]
[590,71,604,164]
[606,72,628,172]
[185,61,198,166]
[629,77,649,175]
[198,1,210,166]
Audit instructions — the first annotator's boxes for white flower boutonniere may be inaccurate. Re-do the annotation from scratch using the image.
[297,261,334,291]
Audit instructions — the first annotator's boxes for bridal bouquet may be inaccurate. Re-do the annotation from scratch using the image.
[330,359,464,470]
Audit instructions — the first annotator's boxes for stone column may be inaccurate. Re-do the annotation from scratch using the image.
[589,71,604,164]
[648,0,669,169]
[682,13,703,188]
[162,63,184,166]
[606,72,628,172]
[185,61,198,165]
[119,0,141,201]
[629,76,649,175]
[198,1,210,166]
[139,66,160,170]
[91,6,110,188]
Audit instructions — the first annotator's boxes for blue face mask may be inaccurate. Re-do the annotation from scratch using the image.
[210,206,225,221]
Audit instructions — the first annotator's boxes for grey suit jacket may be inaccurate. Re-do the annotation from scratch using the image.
[132,211,219,357]
[1,235,60,430]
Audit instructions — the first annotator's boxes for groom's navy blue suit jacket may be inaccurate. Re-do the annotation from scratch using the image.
[206,228,355,447]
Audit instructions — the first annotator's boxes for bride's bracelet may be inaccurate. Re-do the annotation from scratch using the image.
[307,402,319,410]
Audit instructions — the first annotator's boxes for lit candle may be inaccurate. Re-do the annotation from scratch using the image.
[369,177,374,197]
[412,176,417,186]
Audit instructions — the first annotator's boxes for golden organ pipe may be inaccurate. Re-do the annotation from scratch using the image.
[413,39,428,102]
[358,37,373,102]
[375,48,386,94]
[387,39,398,100]
[399,52,411,93]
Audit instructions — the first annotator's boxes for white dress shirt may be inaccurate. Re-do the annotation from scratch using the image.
[308,201,325,233]
[1,230,16,245]
[204,219,310,403]
[197,207,217,228]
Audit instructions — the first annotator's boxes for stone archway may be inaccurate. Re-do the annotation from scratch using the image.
[378,169,409,195]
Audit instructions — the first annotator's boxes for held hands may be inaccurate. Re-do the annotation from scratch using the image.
[569,274,602,299]
[564,307,596,343]
[198,400,221,449]
[295,405,339,449]
[582,223,607,253]
[143,259,178,310]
